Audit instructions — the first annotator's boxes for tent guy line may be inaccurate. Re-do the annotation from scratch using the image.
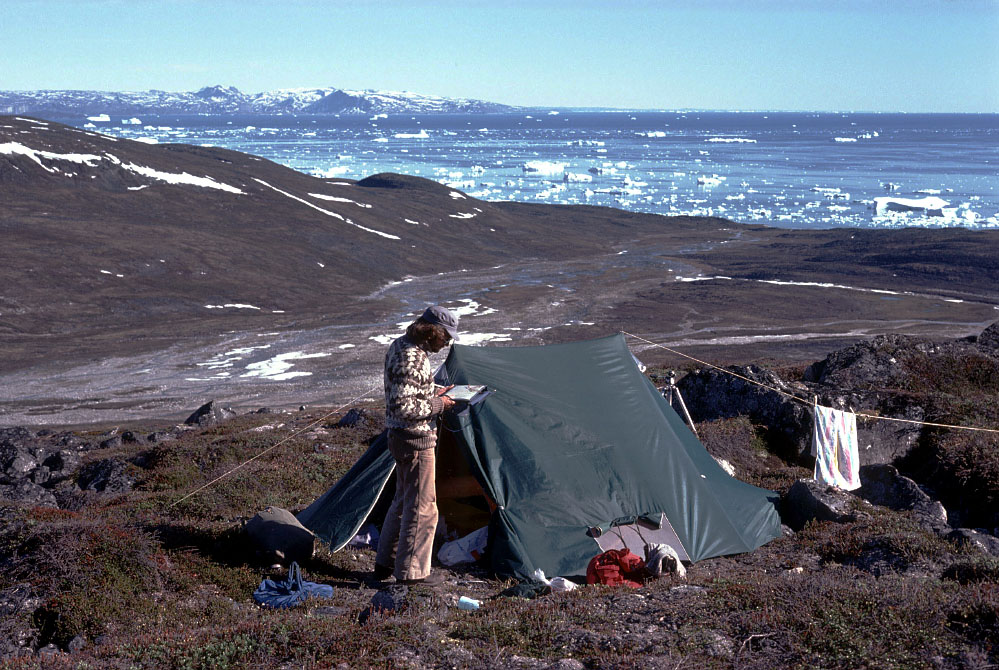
[169,331,998,509]
[167,386,381,509]
[620,330,999,435]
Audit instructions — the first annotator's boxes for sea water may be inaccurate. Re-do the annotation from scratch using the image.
[72,111,998,229]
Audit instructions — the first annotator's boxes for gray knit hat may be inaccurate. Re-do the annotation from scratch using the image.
[421,305,459,341]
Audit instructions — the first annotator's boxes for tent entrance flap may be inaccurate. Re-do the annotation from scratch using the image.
[589,513,690,562]
[436,425,495,538]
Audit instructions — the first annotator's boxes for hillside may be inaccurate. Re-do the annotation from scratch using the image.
[2,115,999,426]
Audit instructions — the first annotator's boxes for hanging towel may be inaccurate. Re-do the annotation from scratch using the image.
[812,405,861,491]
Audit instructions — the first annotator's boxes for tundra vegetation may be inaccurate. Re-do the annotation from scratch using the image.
[1,333,998,669]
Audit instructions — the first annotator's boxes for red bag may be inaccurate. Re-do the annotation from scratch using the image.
[586,548,646,588]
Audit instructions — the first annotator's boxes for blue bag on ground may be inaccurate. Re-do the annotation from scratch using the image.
[253,561,333,609]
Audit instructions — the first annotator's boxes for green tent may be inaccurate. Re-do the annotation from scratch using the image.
[298,334,781,581]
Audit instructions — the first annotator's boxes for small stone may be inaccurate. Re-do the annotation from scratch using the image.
[547,659,585,670]
[67,635,86,653]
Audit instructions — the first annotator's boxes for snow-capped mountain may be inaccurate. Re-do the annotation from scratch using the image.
[0,85,515,116]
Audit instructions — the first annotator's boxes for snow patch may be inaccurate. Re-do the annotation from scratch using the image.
[241,351,331,381]
[308,193,373,208]
[254,179,399,240]
[205,303,262,310]
[121,162,244,193]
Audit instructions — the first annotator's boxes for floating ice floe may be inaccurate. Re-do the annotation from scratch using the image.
[313,166,351,177]
[393,130,429,139]
[87,114,110,122]
[833,137,858,142]
[564,172,593,183]
[522,161,566,175]
[241,351,331,381]
[122,117,142,125]
[697,175,725,187]
[706,137,756,143]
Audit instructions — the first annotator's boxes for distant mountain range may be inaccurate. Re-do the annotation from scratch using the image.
[0,85,517,116]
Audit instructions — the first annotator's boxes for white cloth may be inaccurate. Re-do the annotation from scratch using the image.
[812,405,861,491]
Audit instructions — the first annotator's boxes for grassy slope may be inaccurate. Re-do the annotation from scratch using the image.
[1,391,997,669]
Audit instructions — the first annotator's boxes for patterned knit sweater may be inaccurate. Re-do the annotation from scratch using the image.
[384,335,444,440]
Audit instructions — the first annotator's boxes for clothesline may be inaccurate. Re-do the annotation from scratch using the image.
[621,330,999,435]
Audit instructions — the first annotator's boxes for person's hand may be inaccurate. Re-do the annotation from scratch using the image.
[437,385,456,411]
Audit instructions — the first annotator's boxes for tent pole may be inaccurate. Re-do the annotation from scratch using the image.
[661,370,699,438]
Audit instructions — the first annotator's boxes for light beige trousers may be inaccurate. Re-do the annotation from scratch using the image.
[375,434,438,581]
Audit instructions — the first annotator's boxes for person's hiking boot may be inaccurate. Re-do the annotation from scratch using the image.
[373,563,394,581]
[399,571,447,586]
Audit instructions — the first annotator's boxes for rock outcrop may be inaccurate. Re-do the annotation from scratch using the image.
[185,400,237,427]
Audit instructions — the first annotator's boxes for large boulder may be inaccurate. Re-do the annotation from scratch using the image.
[858,464,948,531]
[781,479,865,530]
[803,333,933,390]
[977,320,999,352]
[851,394,925,466]
[0,479,58,508]
[185,400,237,427]
[78,458,136,494]
[677,365,811,460]
[0,445,38,483]
[946,529,999,557]
[41,450,80,484]
[336,408,373,429]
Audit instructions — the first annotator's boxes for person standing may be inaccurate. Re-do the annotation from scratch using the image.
[374,305,459,584]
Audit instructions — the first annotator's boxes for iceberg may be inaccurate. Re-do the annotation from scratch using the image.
[873,196,950,216]
[563,172,593,183]
[522,160,565,175]
[86,113,110,122]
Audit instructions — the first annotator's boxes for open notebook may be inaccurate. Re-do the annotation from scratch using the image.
[443,384,489,403]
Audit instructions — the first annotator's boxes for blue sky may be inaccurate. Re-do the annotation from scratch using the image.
[1,0,997,112]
